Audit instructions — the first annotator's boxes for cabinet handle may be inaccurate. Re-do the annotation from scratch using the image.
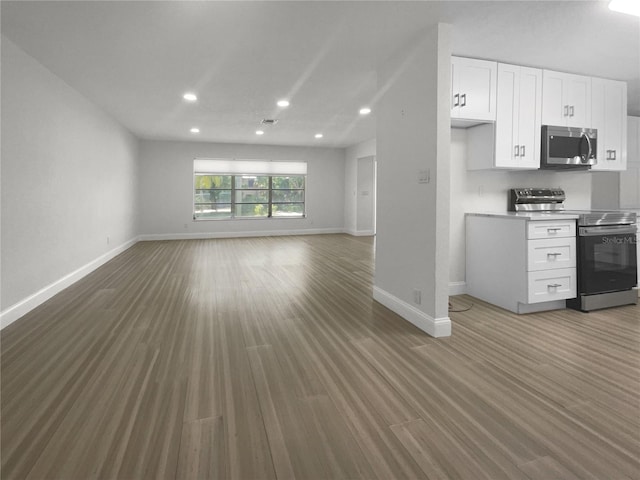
[453,93,459,107]
[547,227,562,232]
[514,145,520,157]
[612,150,616,160]
[569,105,574,117]
[564,105,569,117]
[548,283,562,289]
[461,93,466,107]
[521,145,526,157]
[606,150,611,160]
[547,252,562,257]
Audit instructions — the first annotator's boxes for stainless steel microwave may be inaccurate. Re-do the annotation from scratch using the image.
[540,125,597,170]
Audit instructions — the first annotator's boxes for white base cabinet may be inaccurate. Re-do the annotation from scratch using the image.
[466,215,577,314]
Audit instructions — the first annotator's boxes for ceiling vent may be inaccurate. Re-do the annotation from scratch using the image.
[261,119,279,125]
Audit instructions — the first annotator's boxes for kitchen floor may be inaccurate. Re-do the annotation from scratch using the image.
[1,234,638,479]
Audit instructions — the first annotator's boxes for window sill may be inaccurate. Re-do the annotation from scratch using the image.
[193,215,307,222]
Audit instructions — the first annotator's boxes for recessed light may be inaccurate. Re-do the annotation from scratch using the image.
[609,0,640,16]
[183,92,198,102]
[315,133,323,139]
[277,99,290,108]
[256,130,265,135]
[359,107,372,115]
[190,127,200,134]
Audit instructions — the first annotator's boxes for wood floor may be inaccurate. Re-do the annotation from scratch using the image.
[1,234,639,480]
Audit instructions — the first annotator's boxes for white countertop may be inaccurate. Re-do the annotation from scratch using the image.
[466,211,580,221]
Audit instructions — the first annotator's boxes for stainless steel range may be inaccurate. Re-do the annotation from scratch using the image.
[508,188,638,312]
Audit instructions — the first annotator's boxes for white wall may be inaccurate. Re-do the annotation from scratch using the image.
[375,24,452,338]
[1,37,139,326]
[138,140,345,238]
[591,172,620,209]
[344,138,376,235]
[449,127,593,290]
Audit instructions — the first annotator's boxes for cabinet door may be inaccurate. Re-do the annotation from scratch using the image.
[627,116,640,165]
[451,57,497,121]
[517,67,543,169]
[451,59,460,117]
[542,70,566,126]
[592,79,627,171]
[565,73,591,128]
[603,80,627,168]
[619,116,639,207]
[542,70,590,128]
[494,64,519,167]
[591,77,606,164]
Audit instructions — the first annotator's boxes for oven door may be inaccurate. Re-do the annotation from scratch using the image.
[578,225,637,294]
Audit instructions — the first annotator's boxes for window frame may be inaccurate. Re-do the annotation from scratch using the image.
[193,173,306,221]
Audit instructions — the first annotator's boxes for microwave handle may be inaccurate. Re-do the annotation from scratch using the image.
[581,132,592,162]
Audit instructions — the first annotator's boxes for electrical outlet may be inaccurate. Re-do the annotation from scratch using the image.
[418,169,430,184]
[413,289,422,305]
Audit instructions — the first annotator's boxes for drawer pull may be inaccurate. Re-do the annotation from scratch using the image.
[547,252,562,257]
[547,283,562,289]
[547,227,562,232]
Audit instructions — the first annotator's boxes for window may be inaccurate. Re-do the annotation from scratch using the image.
[193,159,306,220]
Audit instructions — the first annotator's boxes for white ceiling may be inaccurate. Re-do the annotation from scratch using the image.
[2,0,639,148]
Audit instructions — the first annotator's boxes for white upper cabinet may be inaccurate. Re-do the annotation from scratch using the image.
[542,70,591,128]
[627,116,640,166]
[462,59,628,173]
[451,57,497,123]
[591,78,627,171]
[494,64,542,169]
[620,116,640,208]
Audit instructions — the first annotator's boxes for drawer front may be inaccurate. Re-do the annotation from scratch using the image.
[527,268,576,304]
[527,220,576,239]
[527,238,576,271]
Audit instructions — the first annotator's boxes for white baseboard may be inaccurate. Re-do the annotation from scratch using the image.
[449,281,467,296]
[345,229,375,237]
[372,286,451,338]
[138,227,344,241]
[0,237,139,330]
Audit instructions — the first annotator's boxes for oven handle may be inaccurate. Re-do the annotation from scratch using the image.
[579,225,637,236]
